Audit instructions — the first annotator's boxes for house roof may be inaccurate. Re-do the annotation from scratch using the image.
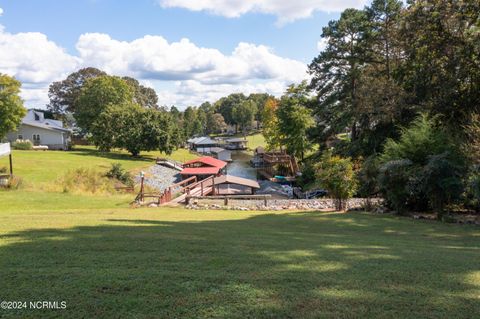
[183,156,227,169]
[21,110,71,133]
[213,175,260,189]
[180,167,221,176]
[226,138,247,143]
[187,136,216,145]
[210,147,229,154]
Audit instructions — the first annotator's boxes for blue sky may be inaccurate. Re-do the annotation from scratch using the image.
[0,0,368,108]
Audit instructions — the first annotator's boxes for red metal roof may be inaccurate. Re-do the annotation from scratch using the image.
[183,156,227,169]
[180,167,221,175]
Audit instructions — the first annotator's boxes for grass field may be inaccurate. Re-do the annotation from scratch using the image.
[1,144,479,318]
[0,146,197,212]
[0,209,478,318]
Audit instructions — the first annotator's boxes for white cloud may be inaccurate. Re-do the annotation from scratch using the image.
[159,0,368,25]
[0,8,3,16]
[317,38,328,52]
[0,27,307,108]
[76,34,306,85]
[0,26,80,107]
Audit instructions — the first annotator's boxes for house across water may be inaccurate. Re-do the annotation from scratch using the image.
[225,137,248,150]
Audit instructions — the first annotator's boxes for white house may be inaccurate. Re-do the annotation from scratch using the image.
[5,110,71,150]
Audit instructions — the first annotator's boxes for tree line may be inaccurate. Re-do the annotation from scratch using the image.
[301,0,480,216]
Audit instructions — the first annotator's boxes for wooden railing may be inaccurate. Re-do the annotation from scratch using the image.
[185,175,215,196]
[263,152,292,163]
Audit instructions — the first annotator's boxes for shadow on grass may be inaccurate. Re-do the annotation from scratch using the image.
[70,147,155,163]
[0,212,479,318]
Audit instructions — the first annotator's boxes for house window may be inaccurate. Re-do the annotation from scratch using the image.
[17,134,23,140]
[34,113,40,121]
[32,134,41,145]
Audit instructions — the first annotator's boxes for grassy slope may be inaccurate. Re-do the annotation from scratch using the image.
[0,209,478,318]
[0,146,197,212]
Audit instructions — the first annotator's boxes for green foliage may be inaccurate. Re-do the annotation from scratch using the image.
[276,82,315,160]
[232,100,257,133]
[380,114,452,165]
[214,93,247,127]
[47,67,106,115]
[356,155,380,199]
[378,114,466,215]
[420,152,464,215]
[12,139,33,150]
[206,113,227,134]
[262,97,280,150]
[316,151,358,210]
[75,75,134,132]
[106,163,133,187]
[0,74,27,139]
[378,159,412,214]
[90,103,175,156]
[122,76,159,109]
[464,169,480,212]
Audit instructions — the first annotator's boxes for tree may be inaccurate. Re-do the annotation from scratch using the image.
[248,93,271,127]
[122,77,159,109]
[276,82,315,160]
[262,97,281,150]
[206,113,227,134]
[232,100,257,134]
[316,151,358,210]
[47,67,106,115]
[75,76,133,132]
[90,103,175,156]
[309,9,370,144]
[0,74,26,139]
[400,0,480,131]
[215,93,247,130]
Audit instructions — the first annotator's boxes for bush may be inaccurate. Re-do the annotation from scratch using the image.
[58,168,114,194]
[464,169,480,212]
[357,156,380,209]
[378,114,467,216]
[106,163,133,187]
[0,167,6,174]
[316,151,357,211]
[420,152,464,216]
[378,159,412,214]
[12,139,33,150]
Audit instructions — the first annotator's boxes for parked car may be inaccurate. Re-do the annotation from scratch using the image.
[305,189,328,199]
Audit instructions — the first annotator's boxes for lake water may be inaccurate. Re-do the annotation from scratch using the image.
[225,151,257,180]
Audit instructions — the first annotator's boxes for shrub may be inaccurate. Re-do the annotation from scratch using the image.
[316,151,357,211]
[420,152,464,216]
[379,113,467,216]
[58,168,114,194]
[464,169,480,212]
[0,167,6,174]
[357,156,380,209]
[12,139,33,150]
[378,159,412,214]
[106,163,133,187]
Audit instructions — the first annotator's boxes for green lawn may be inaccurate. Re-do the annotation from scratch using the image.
[0,209,478,318]
[246,133,266,151]
[0,146,197,212]
[1,143,479,318]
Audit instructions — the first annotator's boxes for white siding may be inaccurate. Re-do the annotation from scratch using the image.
[6,124,68,150]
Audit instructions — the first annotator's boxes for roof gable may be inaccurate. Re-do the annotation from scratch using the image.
[183,156,227,169]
